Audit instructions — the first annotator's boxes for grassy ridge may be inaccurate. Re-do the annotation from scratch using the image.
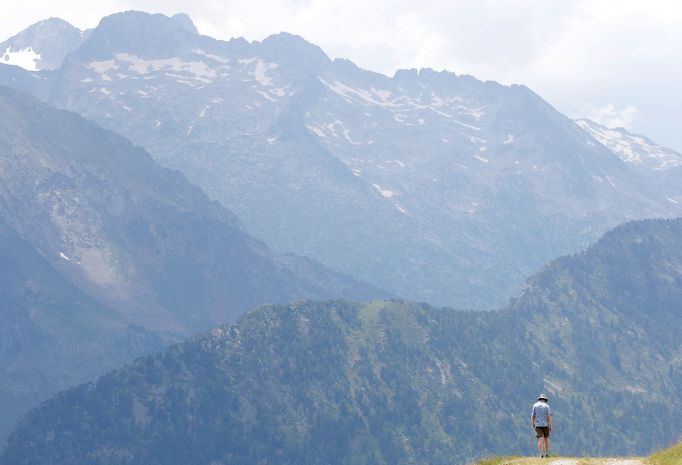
[473,458,645,464]
[472,458,520,465]
[473,440,682,465]
[649,441,682,465]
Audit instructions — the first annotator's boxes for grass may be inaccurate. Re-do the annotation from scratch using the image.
[469,458,589,465]
[471,457,521,465]
[649,441,682,465]
[470,458,565,465]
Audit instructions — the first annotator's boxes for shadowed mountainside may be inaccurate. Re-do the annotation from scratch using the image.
[0,85,386,444]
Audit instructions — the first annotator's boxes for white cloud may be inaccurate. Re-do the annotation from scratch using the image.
[576,103,641,130]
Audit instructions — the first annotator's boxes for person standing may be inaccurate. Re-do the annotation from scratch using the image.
[531,394,552,457]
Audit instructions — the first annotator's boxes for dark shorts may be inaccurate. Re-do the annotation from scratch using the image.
[535,426,550,438]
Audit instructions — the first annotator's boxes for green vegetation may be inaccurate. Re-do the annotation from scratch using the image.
[472,457,521,465]
[474,459,647,465]
[649,441,682,465]
[2,219,682,465]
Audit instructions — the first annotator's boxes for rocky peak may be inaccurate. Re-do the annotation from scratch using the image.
[256,32,331,73]
[171,13,199,35]
[73,11,204,61]
[0,17,84,70]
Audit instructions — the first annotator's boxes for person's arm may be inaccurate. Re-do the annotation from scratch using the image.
[531,413,536,428]
[548,414,552,431]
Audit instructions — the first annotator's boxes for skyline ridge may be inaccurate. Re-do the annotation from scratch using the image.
[2,1,680,151]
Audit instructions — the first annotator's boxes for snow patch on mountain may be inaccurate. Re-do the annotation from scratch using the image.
[88,59,118,74]
[321,79,399,108]
[88,59,118,82]
[257,90,277,102]
[372,184,397,198]
[577,119,682,171]
[342,128,358,144]
[271,86,289,97]
[305,124,326,138]
[453,119,481,131]
[117,54,217,82]
[252,59,277,86]
[318,78,490,137]
[461,105,485,120]
[192,49,228,63]
[88,54,221,86]
[1,46,41,71]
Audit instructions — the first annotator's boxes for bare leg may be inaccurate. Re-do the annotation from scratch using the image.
[537,436,545,456]
[544,436,550,457]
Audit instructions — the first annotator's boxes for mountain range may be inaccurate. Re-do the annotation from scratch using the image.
[2,11,681,309]
[0,84,385,443]
[0,14,196,71]
[3,217,680,465]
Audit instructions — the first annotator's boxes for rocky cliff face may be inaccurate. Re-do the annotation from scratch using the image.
[4,218,679,465]
[576,118,682,204]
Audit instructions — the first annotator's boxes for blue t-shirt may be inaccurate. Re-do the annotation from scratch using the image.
[532,401,552,427]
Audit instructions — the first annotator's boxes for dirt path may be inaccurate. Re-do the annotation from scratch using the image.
[503,458,647,465]
[545,459,645,465]
[601,460,645,465]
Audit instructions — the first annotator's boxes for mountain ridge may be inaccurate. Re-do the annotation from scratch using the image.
[3,217,680,464]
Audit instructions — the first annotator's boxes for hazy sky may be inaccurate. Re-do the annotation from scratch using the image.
[2,0,681,151]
